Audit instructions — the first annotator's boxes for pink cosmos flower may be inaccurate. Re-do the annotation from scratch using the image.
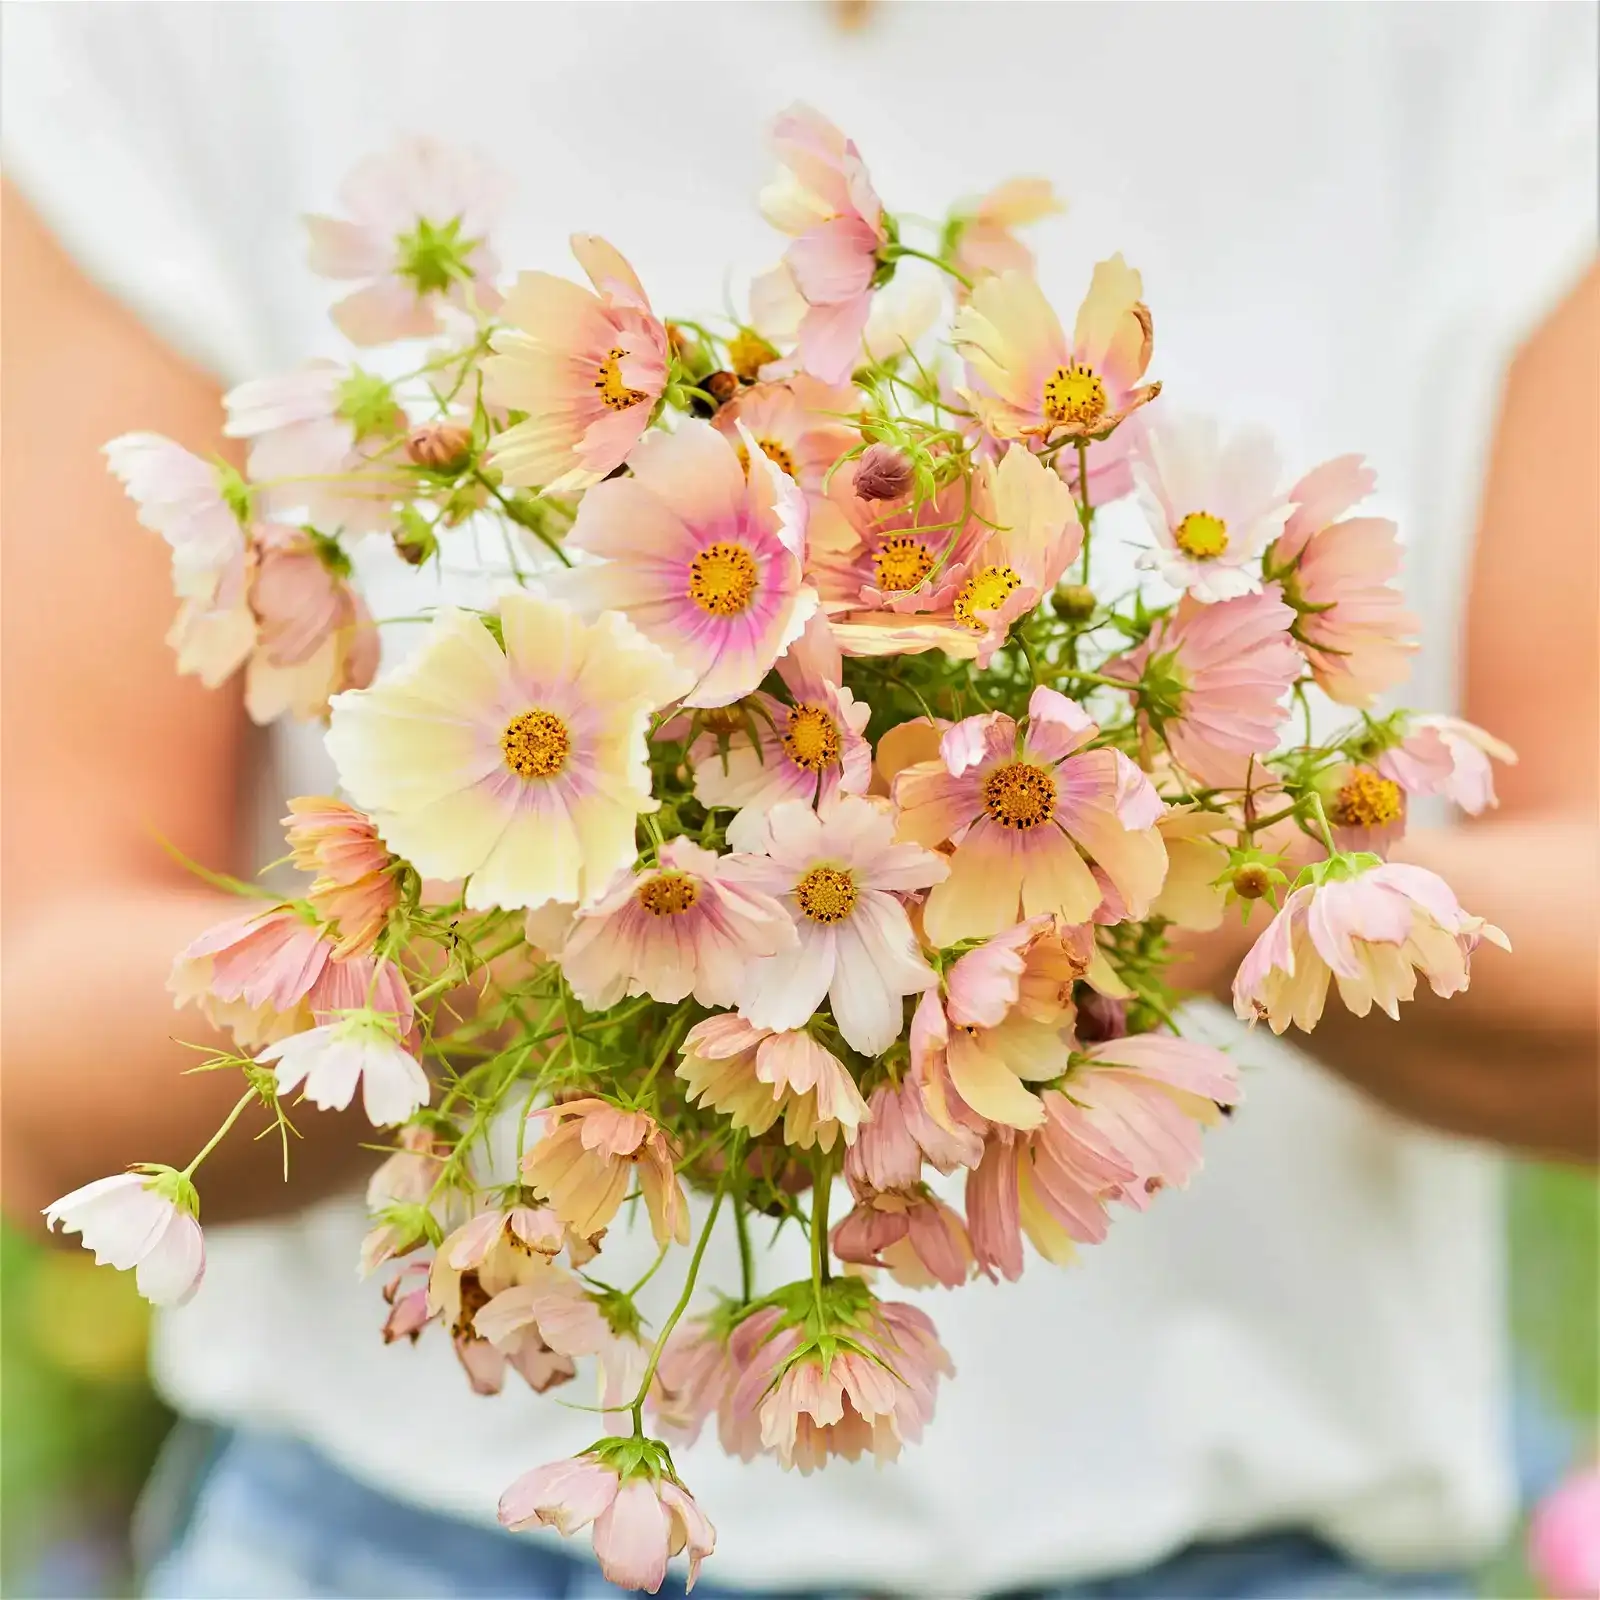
[555,838,795,1012]
[1322,764,1410,857]
[954,256,1160,443]
[1233,860,1509,1034]
[326,596,690,912]
[1102,588,1301,789]
[258,1012,429,1127]
[677,1013,870,1152]
[1378,715,1517,816]
[721,796,947,1055]
[910,915,1092,1130]
[522,1100,689,1248]
[1265,455,1419,707]
[1133,415,1292,603]
[499,1454,716,1595]
[757,104,890,385]
[895,687,1166,946]
[484,236,669,492]
[563,421,815,708]
[283,796,400,959]
[651,1315,748,1454]
[246,523,379,723]
[729,1295,952,1473]
[847,1075,984,1196]
[44,1170,205,1308]
[831,1188,975,1288]
[381,1260,434,1344]
[1527,1464,1600,1600]
[304,136,504,345]
[949,177,1064,288]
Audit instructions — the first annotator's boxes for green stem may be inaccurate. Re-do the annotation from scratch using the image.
[881,243,974,291]
[734,1191,755,1303]
[1074,441,1094,582]
[473,471,573,567]
[181,1088,259,1180]
[810,1152,833,1308]
[1305,791,1340,856]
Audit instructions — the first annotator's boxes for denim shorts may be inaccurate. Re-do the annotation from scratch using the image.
[140,1426,1472,1600]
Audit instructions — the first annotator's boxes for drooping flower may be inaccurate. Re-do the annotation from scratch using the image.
[44,1169,205,1308]
[360,1124,450,1274]
[954,256,1160,443]
[554,838,795,1011]
[325,596,690,911]
[562,421,816,708]
[304,136,504,345]
[283,796,400,959]
[846,1074,984,1190]
[499,1448,715,1595]
[1265,455,1419,707]
[677,1013,869,1152]
[245,523,379,723]
[1132,415,1292,602]
[831,1187,975,1288]
[521,1100,689,1248]
[1233,859,1509,1034]
[895,687,1166,946]
[756,104,890,385]
[721,796,947,1055]
[1527,1464,1600,1600]
[258,1011,429,1127]
[483,235,669,492]
[1102,588,1301,789]
[651,1309,750,1455]
[1378,715,1517,816]
[948,178,1063,287]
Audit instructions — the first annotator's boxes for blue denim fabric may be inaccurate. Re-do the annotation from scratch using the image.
[142,1428,1471,1600]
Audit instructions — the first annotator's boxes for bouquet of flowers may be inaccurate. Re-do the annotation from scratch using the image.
[51,107,1511,1591]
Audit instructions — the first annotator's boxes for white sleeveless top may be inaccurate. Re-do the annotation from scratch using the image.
[7,4,1595,1591]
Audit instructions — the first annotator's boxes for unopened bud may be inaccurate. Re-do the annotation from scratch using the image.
[854,444,915,502]
[392,508,438,567]
[1231,863,1273,900]
[406,422,472,474]
[1075,989,1127,1044]
[704,370,740,407]
[1051,583,1097,622]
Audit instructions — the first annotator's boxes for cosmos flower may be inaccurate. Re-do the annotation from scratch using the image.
[44,1170,205,1308]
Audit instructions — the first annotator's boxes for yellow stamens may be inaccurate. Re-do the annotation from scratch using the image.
[953,564,1022,630]
[873,536,935,593]
[982,760,1057,829]
[737,436,797,480]
[593,346,648,412]
[782,704,842,772]
[1333,769,1403,828]
[688,543,759,615]
[1042,362,1106,429]
[1174,511,1229,560]
[637,873,700,917]
[794,864,857,923]
[501,710,571,779]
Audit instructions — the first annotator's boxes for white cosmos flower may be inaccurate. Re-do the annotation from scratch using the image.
[44,1170,206,1307]
[259,1013,430,1127]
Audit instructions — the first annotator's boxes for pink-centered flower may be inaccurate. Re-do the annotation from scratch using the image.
[484,235,669,492]
[1527,1464,1600,1600]
[831,1187,975,1288]
[258,1011,429,1127]
[1103,588,1301,789]
[304,136,504,345]
[1233,860,1509,1034]
[1378,715,1517,816]
[949,178,1064,288]
[1133,415,1291,602]
[499,1454,716,1595]
[554,837,795,1011]
[563,421,815,708]
[721,796,947,1055]
[954,256,1160,443]
[757,104,890,385]
[1266,455,1419,707]
[283,796,400,959]
[326,596,690,912]
[895,687,1166,946]
[521,1100,689,1248]
[44,1170,205,1308]
[677,1013,869,1152]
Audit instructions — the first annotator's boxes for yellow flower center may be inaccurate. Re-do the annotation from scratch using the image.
[501,709,571,780]
[873,536,935,593]
[1174,511,1230,560]
[736,436,797,480]
[698,704,747,736]
[1042,362,1106,429]
[794,864,858,924]
[636,872,701,917]
[982,760,1057,829]
[781,704,842,772]
[688,542,759,615]
[593,346,649,413]
[953,564,1022,630]
[728,329,779,382]
[1333,769,1403,828]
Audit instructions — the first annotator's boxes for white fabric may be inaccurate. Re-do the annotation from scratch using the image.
[6,2,1596,1592]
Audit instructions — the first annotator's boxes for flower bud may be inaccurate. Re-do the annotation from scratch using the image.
[704,370,740,407]
[1231,863,1273,900]
[1074,988,1127,1044]
[1051,583,1097,622]
[406,422,473,474]
[854,444,915,502]
[392,509,438,567]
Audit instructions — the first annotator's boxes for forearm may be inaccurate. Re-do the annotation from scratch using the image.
[0,883,374,1228]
